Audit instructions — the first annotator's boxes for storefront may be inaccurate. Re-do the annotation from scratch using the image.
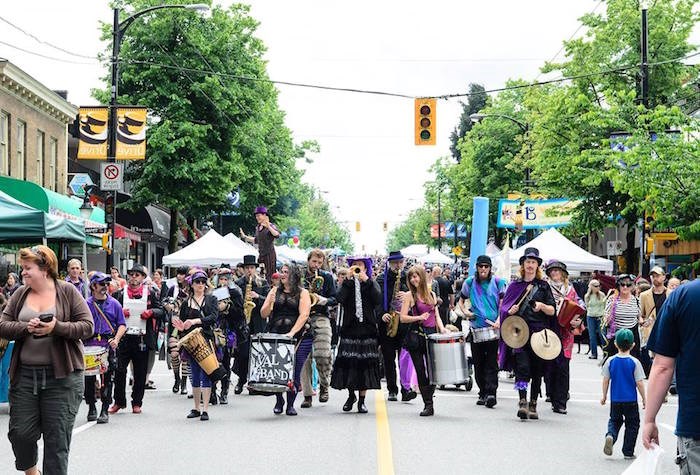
[116,194,171,272]
[0,175,107,273]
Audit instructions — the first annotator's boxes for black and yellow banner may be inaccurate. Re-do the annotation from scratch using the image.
[77,107,108,159]
[115,107,147,160]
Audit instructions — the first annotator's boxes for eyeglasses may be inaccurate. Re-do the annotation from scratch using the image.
[619,282,633,287]
[477,264,491,269]
[127,272,141,278]
[592,284,600,287]
[192,279,207,285]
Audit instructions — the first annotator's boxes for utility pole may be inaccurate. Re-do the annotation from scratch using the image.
[639,0,650,275]
[437,190,442,251]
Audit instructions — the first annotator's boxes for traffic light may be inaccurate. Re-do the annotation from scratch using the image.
[101,233,111,254]
[414,98,436,145]
[383,222,388,232]
[355,221,361,232]
[645,236,654,255]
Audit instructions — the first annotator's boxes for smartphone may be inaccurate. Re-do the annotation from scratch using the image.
[34,313,54,338]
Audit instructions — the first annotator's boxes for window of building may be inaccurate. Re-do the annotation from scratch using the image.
[0,111,7,175]
[16,120,26,180]
[49,137,58,191]
[36,130,45,186]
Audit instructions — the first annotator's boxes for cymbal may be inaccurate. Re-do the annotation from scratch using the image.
[530,329,562,360]
[501,315,528,349]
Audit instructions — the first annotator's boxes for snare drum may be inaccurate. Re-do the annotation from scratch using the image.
[247,333,295,393]
[426,332,469,385]
[471,325,500,343]
[83,346,109,376]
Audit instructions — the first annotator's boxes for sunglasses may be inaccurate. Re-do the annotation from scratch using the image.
[592,284,600,287]
[619,282,634,287]
[127,273,141,278]
[95,281,109,287]
[477,264,491,269]
[192,279,207,285]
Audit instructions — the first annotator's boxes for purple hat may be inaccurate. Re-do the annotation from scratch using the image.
[90,272,111,285]
[519,247,542,265]
[347,256,374,279]
[254,206,268,215]
[187,270,208,285]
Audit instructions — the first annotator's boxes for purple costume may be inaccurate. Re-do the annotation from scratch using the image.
[84,295,126,347]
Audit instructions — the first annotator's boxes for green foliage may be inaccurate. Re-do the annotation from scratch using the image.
[449,83,488,162]
[386,207,433,251]
[276,194,352,253]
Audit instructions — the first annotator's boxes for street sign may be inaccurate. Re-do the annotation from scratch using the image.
[100,162,124,191]
[606,240,622,256]
[68,173,93,197]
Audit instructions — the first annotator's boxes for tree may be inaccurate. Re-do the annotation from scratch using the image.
[95,1,304,252]
[448,83,488,162]
[386,207,434,251]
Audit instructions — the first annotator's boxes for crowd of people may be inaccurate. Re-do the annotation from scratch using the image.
[0,212,697,474]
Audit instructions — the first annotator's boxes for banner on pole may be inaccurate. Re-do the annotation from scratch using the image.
[497,198,580,229]
[77,107,108,159]
[115,107,147,160]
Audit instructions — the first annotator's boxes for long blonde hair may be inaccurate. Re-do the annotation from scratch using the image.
[406,265,436,306]
[519,265,544,281]
[585,279,605,301]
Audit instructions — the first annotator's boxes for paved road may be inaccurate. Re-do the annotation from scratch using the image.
[0,349,680,474]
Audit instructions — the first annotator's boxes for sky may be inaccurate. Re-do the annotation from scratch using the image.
[1,1,697,254]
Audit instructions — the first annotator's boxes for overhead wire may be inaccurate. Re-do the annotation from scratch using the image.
[0,40,95,65]
[0,15,97,60]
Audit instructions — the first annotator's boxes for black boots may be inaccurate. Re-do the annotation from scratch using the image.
[528,400,539,420]
[96,404,109,424]
[172,374,181,393]
[419,386,434,416]
[274,394,284,415]
[343,391,357,412]
[180,377,187,395]
[219,382,229,405]
[401,388,418,402]
[357,396,368,414]
[87,403,97,422]
[301,396,313,408]
[234,380,244,395]
[286,390,298,416]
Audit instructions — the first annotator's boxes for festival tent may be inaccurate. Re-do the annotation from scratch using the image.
[162,229,247,266]
[418,249,453,265]
[223,232,259,258]
[507,228,613,273]
[485,242,502,257]
[275,245,308,264]
[0,190,84,242]
[400,244,429,258]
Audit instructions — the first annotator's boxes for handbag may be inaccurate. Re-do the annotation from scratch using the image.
[401,296,427,351]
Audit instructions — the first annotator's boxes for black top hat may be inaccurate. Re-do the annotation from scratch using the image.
[545,260,568,275]
[519,247,542,265]
[476,255,492,267]
[128,263,147,276]
[387,251,405,261]
[242,255,259,267]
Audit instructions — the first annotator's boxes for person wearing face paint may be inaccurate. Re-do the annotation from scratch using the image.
[83,272,126,424]
[0,245,93,475]
[109,263,164,415]
[498,247,558,421]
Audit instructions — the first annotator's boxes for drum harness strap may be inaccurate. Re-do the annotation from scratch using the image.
[91,301,115,341]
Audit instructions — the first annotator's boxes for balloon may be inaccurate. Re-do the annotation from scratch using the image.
[292,236,300,245]
[287,238,294,246]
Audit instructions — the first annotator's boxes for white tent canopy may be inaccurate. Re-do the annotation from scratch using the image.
[223,232,259,257]
[485,242,502,257]
[162,229,249,267]
[418,249,453,265]
[506,228,613,273]
[400,244,429,258]
[275,245,308,264]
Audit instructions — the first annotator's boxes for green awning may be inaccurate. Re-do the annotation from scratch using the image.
[0,175,106,231]
[0,190,85,242]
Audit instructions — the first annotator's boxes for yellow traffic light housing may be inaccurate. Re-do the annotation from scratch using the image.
[355,221,361,232]
[414,98,436,145]
[645,236,654,255]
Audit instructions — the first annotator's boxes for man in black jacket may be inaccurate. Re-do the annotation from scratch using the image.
[211,268,243,404]
[109,263,164,414]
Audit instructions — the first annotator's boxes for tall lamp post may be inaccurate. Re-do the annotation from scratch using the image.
[469,113,534,241]
[106,3,209,271]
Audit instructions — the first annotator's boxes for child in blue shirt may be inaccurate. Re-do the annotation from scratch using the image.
[601,328,646,459]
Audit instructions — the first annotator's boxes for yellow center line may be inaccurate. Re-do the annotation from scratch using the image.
[375,390,395,475]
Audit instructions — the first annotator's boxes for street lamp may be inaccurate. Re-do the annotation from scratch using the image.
[470,113,535,240]
[106,3,210,270]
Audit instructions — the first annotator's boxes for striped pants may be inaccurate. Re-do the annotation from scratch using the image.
[301,315,333,396]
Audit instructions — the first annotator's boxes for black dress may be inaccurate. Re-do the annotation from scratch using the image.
[331,278,382,391]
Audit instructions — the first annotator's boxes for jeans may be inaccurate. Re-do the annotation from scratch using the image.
[471,339,499,398]
[586,316,604,358]
[607,401,640,457]
[678,436,700,475]
[9,366,83,474]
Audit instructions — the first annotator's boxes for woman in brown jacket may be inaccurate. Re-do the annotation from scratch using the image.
[0,245,93,475]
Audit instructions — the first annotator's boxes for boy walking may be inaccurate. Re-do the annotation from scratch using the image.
[600,328,646,459]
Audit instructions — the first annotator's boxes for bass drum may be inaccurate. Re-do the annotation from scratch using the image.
[247,333,296,393]
[426,332,469,386]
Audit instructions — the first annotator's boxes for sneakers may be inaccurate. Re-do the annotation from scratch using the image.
[603,434,614,456]
[485,395,497,408]
[552,406,568,415]
[144,380,156,390]
[624,455,636,460]
[187,409,201,419]
[527,401,538,420]
[517,399,528,420]
[401,388,417,402]
[200,411,209,421]
[476,396,486,406]
[387,392,398,402]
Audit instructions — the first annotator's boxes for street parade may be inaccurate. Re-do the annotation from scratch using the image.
[0,1,699,474]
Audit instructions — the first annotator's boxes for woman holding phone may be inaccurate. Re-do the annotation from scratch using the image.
[0,245,93,475]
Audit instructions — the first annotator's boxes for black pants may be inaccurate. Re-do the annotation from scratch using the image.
[232,337,250,386]
[607,402,640,457]
[471,339,499,397]
[84,349,117,406]
[9,367,83,474]
[550,358,570,410]
[379,335,402,394]
[219,346,232,390]
[514,345,544,401]
[114,336,148,407]
[408,343,431,388]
